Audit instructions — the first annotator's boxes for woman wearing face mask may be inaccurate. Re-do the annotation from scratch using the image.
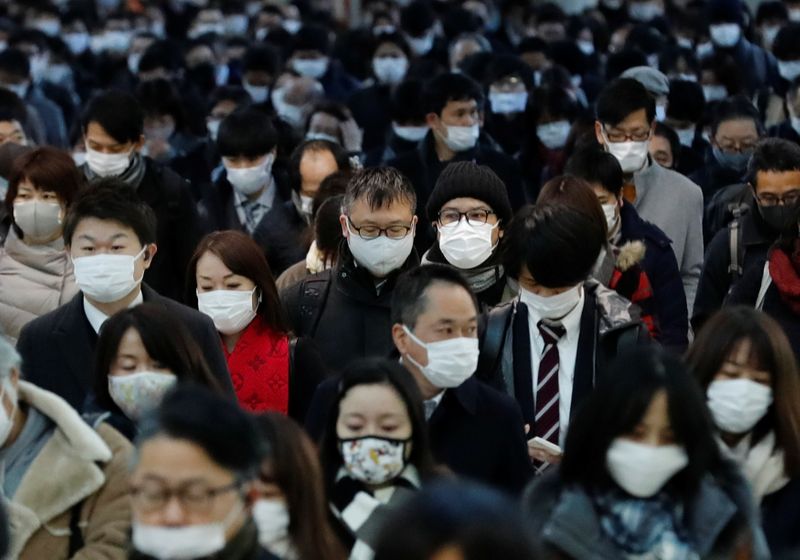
[523,346,770,559]
[128,385,275,560]
[421,161,514,308]
[320,358,438,559]
[0,147,82,342]
[686,306,800,557]
[252,413,345,560]
[188,230,326,421]
[87,303,225,440]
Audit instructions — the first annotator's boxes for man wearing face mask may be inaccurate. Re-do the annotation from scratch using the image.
[286,25,360,103]
[595,78,704,315]
[281,167,419,371]
[389,73,525,252]
[364,79,428,166]
[241,44,280,109]
[253,140,348,276]
[79,91,202,302]
[0,336,133,559]
[695,139,800,330]
[477,202,648,472]
[482,57,534,157]
[663,79,709,177]
[16,181,233,410]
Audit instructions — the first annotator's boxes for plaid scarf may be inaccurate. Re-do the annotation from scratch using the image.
[593,488,698,560]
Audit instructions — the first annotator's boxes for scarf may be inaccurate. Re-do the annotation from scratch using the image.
[223,316,290,414]
[768,240,800,314]
[593,488,698,560]
[421,247,504,293]
[722,432,790,502]
[83,151,147,189]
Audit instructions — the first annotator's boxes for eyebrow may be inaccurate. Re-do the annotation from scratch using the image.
[76,232,130,242]
[198,273,236,280]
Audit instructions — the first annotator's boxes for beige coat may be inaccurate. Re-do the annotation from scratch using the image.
[0,229,78,343]
[6,382,132,560]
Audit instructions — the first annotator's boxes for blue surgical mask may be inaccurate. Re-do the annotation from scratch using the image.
[713,146,751,173]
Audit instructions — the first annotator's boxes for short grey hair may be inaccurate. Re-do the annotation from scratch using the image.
[342,167,417,215]
[0,336,21,380]
[449,32,492,58]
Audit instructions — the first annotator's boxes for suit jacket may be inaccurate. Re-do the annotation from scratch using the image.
[305,374,532,494]
[16,285,233,409]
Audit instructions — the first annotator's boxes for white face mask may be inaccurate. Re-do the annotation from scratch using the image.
[778,60,800,83]
[761,25,780,48]
[628,1,663,22]
[346,223,415,277]
[197,288,259,335]
[373,56,408,85]
[393,123,428,142]
[602,131,649,173]
[108,371,177,421]
[703,84,728,102]
[225,154,274,196]
[537,120,571,150]
[85,145,132,177]
[132,500,243,560]
[707,379,773,435]
[291,57,329,79]
[602,203,619,234]
[402,326,478,388]
[406,31,434,56]
[13,200,63,241]
[243,81,270,103]
[439,124,479,152]
[0,380,18,448]
[655,104,666,122]
[675,127,695,147]
[489,91,528,114]
[253,498,291,552]
[520,284,582,320]
[73,246,147,303]
[340,436,408,484]
[282,19,302,34]
[710,23,741,48]
[64,32,90,54]
[576,39,594,56]
[438,219,497,269]
[271,89,307,129]
[606,438,689,497]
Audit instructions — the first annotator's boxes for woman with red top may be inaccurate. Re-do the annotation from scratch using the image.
[187,230,327,421]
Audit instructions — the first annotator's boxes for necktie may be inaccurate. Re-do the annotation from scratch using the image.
[243,200,266,232]
[535,320,566,446]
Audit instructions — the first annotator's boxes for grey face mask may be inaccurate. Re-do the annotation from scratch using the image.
[713,146,751,173]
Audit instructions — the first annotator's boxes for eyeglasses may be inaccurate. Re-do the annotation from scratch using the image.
[347,217,413,240]
[129,480,240,514]
[755,189,800,207]
[437,208,495,226]
[602,125,651,143]
[715,137,758,153]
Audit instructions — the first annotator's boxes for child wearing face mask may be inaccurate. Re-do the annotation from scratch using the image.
[523,347,770,560]
[687,307,800,557]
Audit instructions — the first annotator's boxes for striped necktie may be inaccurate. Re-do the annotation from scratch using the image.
[535,320,566,447]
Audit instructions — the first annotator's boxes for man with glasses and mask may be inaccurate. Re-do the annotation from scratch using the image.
[694,139,800,330]
[595,77,703,316]
[281,167,418,371]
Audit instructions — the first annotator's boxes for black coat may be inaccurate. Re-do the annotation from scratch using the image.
[252,200,309,276]
[137,159,204,302]
[306,374,532,494]
[689,150,747,205]
[348,83,392,153]
[16,285,234,409]
[767,121,800,145]
[280,247,419,372]
[762,478,800,557]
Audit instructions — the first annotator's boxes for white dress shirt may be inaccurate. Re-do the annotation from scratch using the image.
[83,290,144,334]
[423,390,446,421]
[525,288,585,447]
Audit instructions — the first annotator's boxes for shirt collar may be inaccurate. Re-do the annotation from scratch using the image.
[83,290,144,334]
[525,286,585,343]
[231,175,276,210]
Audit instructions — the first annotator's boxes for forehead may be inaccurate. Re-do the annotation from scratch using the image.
[606,108,650,130]
[300,149,338,175]
[339,383,408,418]
[443,99,478,112]
[196,250,234,276]
[348,197,413,220]
[86,121,124,144]
[72,217,140,242]
[716,118,758,137]
[754,169,800,190]
[134,436,231,481]
[418,283,477,320]
[650,135,672,152]
[440,196,492,211]
[117,327,149,356]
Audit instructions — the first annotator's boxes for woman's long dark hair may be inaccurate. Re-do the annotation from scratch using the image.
[686,306,800,476]
[255,413,346,560]
[319,358,437,489]
[94,303,223,415]
[560,345,724,503]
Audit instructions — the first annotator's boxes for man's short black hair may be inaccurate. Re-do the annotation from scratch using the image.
[772,23,800,61]
[243,44,280,75]
[565,146,624,197]
[290,24,331,55]
[710,95,764,138]
[423,72,484,116]
[81,90,144,144]
[667,79,705,123]
[343,167,417,215]
[654,122,680,168]
[207,86,252,114]
[0,88,28,126]
[747,138,800,187]
[288,139,348,193]
[217,107,278,158]
[504,203,603,288]
[0,48,30,80]
[391,264,478,327]
[63,179,157,247]
[596,77,656,127]
[138,39,184,74]
[605,49,648,81]
[401,0,436,36]
[391,79,427,123]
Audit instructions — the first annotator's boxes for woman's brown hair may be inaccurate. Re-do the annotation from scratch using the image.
[186,230,289,334]
[5,146,84,208]
[686,306,800,476]
[255,413,345,560]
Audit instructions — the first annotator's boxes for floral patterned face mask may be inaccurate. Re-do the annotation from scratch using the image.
[108,371,177,421]
[339,436,410,485]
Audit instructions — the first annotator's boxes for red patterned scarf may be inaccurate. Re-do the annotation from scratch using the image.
[223,316,290,414]
[768,240,800,315]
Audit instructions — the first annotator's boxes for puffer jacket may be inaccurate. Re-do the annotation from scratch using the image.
[0,228,77,342]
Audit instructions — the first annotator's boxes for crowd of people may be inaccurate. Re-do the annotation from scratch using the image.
[0,0,799,557]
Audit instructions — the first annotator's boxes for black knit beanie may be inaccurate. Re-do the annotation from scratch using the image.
[426,161,513,223]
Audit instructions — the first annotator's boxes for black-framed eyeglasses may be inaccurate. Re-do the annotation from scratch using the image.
[602,125,651,143]
[437,208,495,226]
[129,480,240,514]
[347,217,413,240]
[754,189,800,207]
